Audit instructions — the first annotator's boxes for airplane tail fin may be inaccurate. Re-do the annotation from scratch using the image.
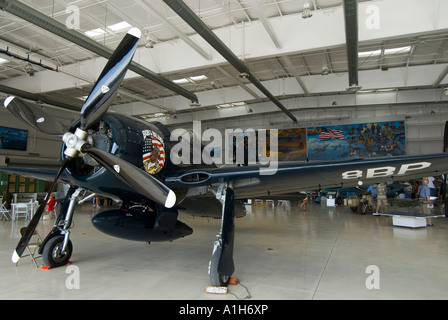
[444,118,448,153]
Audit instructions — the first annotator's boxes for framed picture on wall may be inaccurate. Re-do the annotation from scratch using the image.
[0,126,28,151]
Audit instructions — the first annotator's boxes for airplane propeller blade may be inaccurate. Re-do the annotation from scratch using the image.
[74,27,175,209]
[3,96,68,135]
[79,27,141,131]
[81,145,176,208]
[12,159,69,264]
[11,27,156,265]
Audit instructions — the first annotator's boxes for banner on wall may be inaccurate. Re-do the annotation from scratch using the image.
[0,126,28,151]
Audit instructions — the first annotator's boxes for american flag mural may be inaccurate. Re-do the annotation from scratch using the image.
[142,131,165,175]
[318,128,345,140]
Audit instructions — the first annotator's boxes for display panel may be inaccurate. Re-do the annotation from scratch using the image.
[0,126,28,151]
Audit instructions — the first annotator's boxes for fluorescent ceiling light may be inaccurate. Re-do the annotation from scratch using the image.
[190,75,207,81]
[108,21,131,32]
[173,75,208,84]
[173,78,190,84]
[384,46,411,55]
[377,88,396,92]
[84,28,106,37]
[358,50,381,58]
[218,101,246,108]
[141,113,165,119]
[0,57,8,64]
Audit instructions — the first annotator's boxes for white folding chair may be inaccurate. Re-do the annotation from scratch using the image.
[0,202,11,220]
[12,203,29,220]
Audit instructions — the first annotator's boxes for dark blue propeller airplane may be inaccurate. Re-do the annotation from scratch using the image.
[2,28,448,287]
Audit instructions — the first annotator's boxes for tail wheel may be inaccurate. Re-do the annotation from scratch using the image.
[42,235,73,268]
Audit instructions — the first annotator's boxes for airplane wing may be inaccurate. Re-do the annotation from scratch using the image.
[0,155,64,182]
[2,151,448,200]
[165,153,448,199]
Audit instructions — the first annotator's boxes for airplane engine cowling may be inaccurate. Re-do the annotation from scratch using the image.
[91,208,193,242]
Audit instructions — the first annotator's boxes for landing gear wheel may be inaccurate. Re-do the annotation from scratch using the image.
[42,235,73,268]
[361,203,372,215]
[209,246,230,287]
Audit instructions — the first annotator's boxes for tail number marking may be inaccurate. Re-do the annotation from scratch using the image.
[342,162,432,180]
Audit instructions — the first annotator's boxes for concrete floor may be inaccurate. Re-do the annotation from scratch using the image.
[1,200,448,300]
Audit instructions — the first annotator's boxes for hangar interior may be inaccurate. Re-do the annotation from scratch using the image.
[0,0,448,300]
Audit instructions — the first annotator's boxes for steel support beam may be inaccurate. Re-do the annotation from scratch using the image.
[0,0,199,103]
[0,84,80,111]
[162,0,297,123]
[343,0,360,90]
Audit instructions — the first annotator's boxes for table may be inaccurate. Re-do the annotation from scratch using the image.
[11,202,39,220]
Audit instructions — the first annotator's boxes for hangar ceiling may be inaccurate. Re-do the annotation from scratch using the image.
[0,0,447,124]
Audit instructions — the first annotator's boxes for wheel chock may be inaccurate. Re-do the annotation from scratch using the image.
[205,286,228,295]
[41,261,72,270]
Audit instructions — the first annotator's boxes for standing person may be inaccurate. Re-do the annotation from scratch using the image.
[93,195,100,209]
[418,178,431,202]
[419,177,434,225]
[427,177,436,198]
[367,184,377,199]
[45,193,56,217]
[299,193,309,211]
[403,180,412,199]
[375,182,388,215]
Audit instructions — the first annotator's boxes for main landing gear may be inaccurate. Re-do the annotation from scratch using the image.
[39,187,82,268]
[208,184,236,286]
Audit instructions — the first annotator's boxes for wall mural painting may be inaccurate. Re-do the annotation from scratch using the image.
[275,128,307,161]
[307,121,406,161]
[0,126,28,151]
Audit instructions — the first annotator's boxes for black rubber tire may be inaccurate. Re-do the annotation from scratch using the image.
[42,235,73,268]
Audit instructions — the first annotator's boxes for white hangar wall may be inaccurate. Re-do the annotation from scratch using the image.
[0,103,76,162]
[0,97,447,162]
[166,101,448,159]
